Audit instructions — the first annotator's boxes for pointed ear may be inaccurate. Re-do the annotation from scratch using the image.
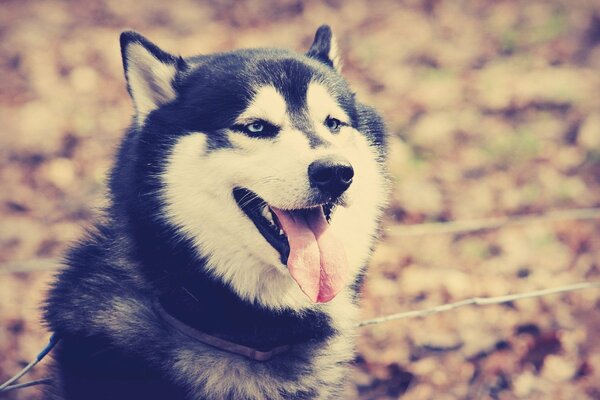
[306,25,342,72]
[120,31,185,122]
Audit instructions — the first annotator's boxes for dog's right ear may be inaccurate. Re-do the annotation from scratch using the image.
[306,25,342,72]
[120,31,186,123]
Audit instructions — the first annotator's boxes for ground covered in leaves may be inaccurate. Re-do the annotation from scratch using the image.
[1,0,600,399]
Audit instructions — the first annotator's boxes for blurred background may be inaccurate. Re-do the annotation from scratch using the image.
[1,0,600,398]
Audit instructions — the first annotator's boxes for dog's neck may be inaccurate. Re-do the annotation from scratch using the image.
[154,299,292,361]
[154,262,335,352]
[129,218,336,353]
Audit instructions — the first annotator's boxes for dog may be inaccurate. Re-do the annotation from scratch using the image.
[43,25,387,400]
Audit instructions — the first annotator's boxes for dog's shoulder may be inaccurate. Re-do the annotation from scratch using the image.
[44,223,145,337]
[45,334,190,400]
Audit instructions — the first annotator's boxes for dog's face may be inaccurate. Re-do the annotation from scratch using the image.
[120,27,386,309]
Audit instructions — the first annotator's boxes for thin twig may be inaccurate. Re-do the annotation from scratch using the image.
[2,207,599,274]
[0,333,58,393]
[0,359,39,391]
[385,207,600,237]
[0,283,598,393]
[357,281,600,327]
[0,258,59,273]
[0,379,52,393]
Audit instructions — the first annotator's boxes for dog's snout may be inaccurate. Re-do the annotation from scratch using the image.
[308,156,354,197]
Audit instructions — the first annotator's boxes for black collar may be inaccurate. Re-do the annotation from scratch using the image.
[154,300,290,361]
[156,282,335,355]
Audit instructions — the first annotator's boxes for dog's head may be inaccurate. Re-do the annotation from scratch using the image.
[119,26,387,309]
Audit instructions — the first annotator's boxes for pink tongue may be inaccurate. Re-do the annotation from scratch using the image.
[271,207,348,303]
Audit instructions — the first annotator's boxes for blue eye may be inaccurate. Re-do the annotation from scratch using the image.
[233,120,279,138]
[246,122,264,133]
[325,117,342,132]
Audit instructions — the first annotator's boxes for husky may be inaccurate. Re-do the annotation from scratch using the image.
[43,25,387,400]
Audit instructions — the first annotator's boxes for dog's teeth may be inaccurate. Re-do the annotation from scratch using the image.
[279,229,284,236]
[268,208,279,226]
[261,206,276,225]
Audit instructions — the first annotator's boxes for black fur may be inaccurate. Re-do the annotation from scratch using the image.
[43,26,386,400]
[306,25,336,69]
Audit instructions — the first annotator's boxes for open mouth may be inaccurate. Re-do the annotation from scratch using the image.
[232,187,346,303]
[232,188,335,264]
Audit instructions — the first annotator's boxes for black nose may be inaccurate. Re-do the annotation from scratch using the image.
[308,156,354,197]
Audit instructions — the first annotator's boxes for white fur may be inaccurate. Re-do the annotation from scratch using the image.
[168,291,359,399]
[170,324,356,400]
[306,82,349,125]
[328,33,343,72]
[160,83,386,311]
[236,86,287,126]
[125,43,177,123]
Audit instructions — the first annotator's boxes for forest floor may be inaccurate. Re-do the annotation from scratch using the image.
[1,0,600,399]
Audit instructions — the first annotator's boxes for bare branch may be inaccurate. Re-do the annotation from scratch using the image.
[0,379,52,393]
[0,258,59,273]
[2,207,599,274]
[357,281,600,328]
[385,207,600,237]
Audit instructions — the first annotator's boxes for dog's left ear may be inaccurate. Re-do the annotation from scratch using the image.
[306,25,342,72]
[120,31,186,122]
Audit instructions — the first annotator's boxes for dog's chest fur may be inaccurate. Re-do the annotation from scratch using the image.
[44,228,360,400]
